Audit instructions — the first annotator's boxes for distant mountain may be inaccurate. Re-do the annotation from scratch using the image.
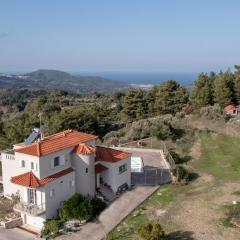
[0,69,130,94]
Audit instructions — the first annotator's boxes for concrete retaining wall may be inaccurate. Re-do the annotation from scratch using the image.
[3,217,22,229]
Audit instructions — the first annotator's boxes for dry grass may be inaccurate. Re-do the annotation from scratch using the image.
[0,196,18,220]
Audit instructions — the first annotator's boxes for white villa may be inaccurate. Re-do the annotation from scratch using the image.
[0,129,131,229]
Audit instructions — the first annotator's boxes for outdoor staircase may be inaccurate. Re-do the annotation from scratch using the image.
[98,184,116,202]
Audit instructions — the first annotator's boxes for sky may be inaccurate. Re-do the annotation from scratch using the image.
[0,0,240,73]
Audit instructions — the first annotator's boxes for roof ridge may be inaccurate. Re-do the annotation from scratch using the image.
[29,171,41,187]
[75,143,96,155]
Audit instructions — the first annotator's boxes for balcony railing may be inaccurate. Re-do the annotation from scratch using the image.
[1,150,15,161]
[14,202,46,216]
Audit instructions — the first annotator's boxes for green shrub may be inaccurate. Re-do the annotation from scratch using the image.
[60,194,85,220]
[74,199,93,221]
[41,219,64,239]
[172,166,198,183]
[138,221,165,240]
[60,194,106,222]
[169,150,182,164]
[91,198,107,217]
[200,104,226,121]
[60,194,93,221]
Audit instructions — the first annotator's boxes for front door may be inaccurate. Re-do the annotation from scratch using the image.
[28,189,37,205]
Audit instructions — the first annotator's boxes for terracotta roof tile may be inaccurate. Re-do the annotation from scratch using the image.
[15,129,98,157]
[11,167,75,188]
[95,163,108,174]
[95,146,131,163]
[75,143,96,155]
[11,172,41,188]
[224,105,239,111]
[39,167,75,186]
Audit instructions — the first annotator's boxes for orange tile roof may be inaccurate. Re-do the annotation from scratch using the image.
[95,163,108,174]
[39,167,75,186]
[75,143,96,155]
[95,146,131,163]
[15,129,98,157]
[11,167,75,188]
[224,105,239,111]
[11,171,41,188]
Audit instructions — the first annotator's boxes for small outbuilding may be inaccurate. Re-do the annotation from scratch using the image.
[224,105,239,116]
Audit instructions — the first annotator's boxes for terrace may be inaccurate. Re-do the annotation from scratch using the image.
[13,202,46,216]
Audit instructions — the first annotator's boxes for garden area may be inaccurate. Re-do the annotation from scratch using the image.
[107,131,240,240]
[41,194,106,239]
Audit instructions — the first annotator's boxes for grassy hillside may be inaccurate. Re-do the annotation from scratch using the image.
[194,133,240,181]
[107,131,240,240]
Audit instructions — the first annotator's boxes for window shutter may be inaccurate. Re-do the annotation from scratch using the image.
[51,159,54,169]
[60,155,65,166]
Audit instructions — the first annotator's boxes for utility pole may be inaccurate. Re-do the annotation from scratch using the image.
[38,112,44,140]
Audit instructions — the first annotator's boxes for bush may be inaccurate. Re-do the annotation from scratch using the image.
[200,104,226,121]
[150,122,172,140]
[74,199,93,221]
[138,221,165,240]
[91,198,107,217]
[60,194,93,221]
[169,150,182,164]
[60,194,106,221]
[172,166,197,183]
[41,219,64,239]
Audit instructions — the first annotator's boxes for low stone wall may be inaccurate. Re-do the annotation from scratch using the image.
[3,217,22,229]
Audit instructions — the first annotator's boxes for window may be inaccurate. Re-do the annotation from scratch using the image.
[21,160,25,168]
[119,164,127,174]
[31,162,34,170]
[86,168,88,173]
[70,180,75,187]
[49,189,55,198]
[28,189,37,204]
[54,157,60,167]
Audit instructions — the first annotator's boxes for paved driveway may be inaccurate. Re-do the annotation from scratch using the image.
[59,186,158,240]
[0,227,36,240]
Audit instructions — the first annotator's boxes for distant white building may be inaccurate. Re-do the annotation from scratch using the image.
[1,129,131,229]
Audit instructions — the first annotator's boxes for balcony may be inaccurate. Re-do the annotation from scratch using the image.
[1,149,15,161]
[14,202,46,216]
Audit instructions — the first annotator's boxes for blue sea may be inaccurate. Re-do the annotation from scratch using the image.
[77,71,198,86]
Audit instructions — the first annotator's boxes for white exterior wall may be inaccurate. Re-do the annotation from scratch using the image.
[1,138,98,230]
[72,153,95,197]
[2,151,39,197]
[99,157,131,192]
[39,147,73,179]
[38,139,95,179]
[22,213,45,229]
[44,171,76,219]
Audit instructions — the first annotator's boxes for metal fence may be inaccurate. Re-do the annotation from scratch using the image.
[117,137,176,186]
[131,167,172,186]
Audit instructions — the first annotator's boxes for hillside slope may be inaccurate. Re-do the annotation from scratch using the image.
[0,69,130,94]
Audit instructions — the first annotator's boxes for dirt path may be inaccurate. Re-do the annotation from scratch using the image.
[165,141,240,240]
